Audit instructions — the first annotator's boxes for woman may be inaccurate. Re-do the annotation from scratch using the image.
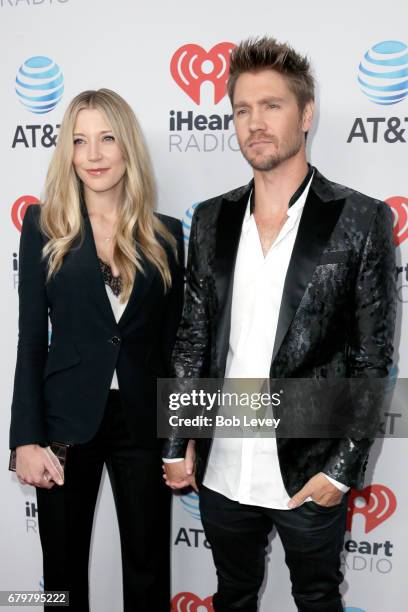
[9,89,184,611]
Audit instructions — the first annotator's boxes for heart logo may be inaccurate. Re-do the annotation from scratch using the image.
[170,42,236,104]
[11,195,39,232]
[347,484,397,533]
[172,591,214,611]
[385,196,408,246]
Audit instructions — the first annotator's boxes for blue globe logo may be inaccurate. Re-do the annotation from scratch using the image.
[16,56,64,114]
[358,40,408,105]
[182,203,199,244]
[345,608,365,612]
[179,491,201,520]
[385,363,398,393]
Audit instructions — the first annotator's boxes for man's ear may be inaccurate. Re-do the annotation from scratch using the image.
[302,101,314,133]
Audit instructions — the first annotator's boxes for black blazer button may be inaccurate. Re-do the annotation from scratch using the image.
[109,336,121,346]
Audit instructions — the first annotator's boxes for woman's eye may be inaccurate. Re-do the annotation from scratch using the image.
[73,138,84,145]
[103,135,115,142]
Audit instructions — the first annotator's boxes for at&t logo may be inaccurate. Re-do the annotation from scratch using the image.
[11,195,39,232]
[16,56,64,114]
[358,40,408,106]
[168,42,238,153]
[172,592,213,611]
[180,490,201,519]
[13,56,62,148]
[182,203,199,246]
[348,39,408,144]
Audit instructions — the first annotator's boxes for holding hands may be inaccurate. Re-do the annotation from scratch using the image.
[163,439,198,492]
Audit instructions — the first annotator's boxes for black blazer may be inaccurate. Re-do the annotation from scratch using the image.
[10,204,184,449]
[163,168,397,494]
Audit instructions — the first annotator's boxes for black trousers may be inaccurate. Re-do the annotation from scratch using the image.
[36,391,170,612]
[199,486,348,612]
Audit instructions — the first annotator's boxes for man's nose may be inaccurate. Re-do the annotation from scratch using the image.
[248,109,267,132]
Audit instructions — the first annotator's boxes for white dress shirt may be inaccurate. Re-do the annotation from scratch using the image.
[203,174,349,508]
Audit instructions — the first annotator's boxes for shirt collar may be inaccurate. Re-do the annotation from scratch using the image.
[244,165,314,231]
[249,164,314,214]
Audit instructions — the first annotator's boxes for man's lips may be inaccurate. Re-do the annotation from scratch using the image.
[86,168,110,176]
[248,139,274,147]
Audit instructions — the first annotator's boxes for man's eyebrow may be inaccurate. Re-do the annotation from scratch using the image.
[233,96,286,109]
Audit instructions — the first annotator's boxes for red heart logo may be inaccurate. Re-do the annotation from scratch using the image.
[172,591,214,611]
[385,196,408,246]
[170,42,236,104]
[11,195,39,232]
[347,484,397,533]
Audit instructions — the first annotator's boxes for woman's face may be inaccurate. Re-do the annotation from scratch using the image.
[72,107,126,196]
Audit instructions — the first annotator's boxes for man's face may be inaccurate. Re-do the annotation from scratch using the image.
[232,69,313,172]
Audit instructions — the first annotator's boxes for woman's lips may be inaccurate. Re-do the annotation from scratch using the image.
[86,168,110,176]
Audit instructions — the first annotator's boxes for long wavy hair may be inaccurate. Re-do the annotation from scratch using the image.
[40,88,176,301]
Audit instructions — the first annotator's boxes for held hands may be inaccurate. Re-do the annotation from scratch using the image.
[163,439,198,492]
[288,472,343,509]
[16,444,64,489]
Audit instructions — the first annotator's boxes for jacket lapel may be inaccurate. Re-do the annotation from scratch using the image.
[79,213,155,329]
[271,172,346,364]
[118,253,155,329]
[78,214,118,327]
[214,181,252,375]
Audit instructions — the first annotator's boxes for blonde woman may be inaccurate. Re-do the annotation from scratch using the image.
[10,89,184,611]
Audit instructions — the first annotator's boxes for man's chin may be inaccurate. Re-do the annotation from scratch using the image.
[247,156,280,172]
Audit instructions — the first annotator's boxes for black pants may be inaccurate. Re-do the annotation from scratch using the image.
[36,391,170,612]
[200,486,348,612]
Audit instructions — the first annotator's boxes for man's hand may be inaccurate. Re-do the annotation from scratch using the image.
[16,444,64,489]
[163,440,198,492]
[288,472,343,509]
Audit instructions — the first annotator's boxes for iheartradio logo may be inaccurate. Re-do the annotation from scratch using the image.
[347,485,397,534]
[11,195,39,232]
[170,42,236,104]
[385,196,408,246]
[172,592,214,611]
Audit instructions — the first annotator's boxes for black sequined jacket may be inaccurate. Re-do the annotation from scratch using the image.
[163,168,396,494]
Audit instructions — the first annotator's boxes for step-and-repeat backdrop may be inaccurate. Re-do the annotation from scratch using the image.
[1,1,407,611]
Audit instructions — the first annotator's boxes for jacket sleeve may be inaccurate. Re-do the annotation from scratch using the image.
[160,218,185,373]
[323,201,397,487]
[162,207,211,459]
[9,205,49,448]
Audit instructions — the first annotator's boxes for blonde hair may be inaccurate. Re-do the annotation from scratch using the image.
[40,88,176,301]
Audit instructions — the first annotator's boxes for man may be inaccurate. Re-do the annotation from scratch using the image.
[164,37,396,611]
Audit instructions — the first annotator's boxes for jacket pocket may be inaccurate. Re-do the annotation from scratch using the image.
[44,343,81,379]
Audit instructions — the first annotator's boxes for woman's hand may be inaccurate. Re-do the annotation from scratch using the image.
[16,444,64,489]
